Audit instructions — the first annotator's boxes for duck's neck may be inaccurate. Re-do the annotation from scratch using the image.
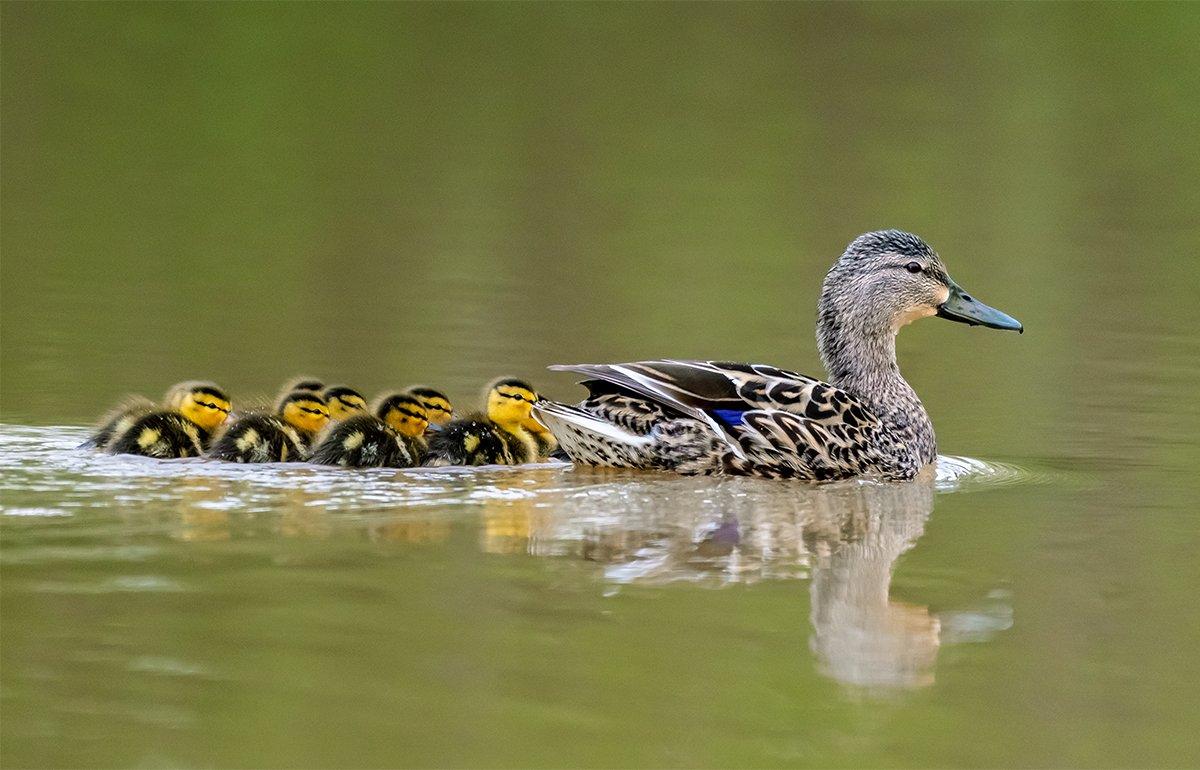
[817,319,936,465]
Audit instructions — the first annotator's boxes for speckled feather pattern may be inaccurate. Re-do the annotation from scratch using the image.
[206,414,311,463]
[535,231,954,481]
[308,415,422,468]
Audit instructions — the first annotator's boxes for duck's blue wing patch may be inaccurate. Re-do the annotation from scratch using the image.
[712,409,747,427]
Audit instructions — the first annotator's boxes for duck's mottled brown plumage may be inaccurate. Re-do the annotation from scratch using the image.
[534,230,1021,481]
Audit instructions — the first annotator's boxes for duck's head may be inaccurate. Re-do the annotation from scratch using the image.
[405,386,454,426]
[485,378,540,433]
[323,385,368,420]
[819,230,1023,343]
[166,381,232,433]
[375,393,430,439]
[277,390,331,435]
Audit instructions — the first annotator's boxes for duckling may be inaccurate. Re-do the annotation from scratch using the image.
[404,386,455,427]
[82,381,230,450]
[323,385,369,421]
[106,382,233,458]
[308,392,428,468]
[424,378,546,466]
[207,390,330,463]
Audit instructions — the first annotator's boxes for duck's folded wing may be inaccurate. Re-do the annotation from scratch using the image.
[733,409,887,479]
[549,360,895,473]
[548,359,861,422]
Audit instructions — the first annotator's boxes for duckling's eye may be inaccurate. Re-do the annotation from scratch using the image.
[501,391,532,403]
[299,407,324,416]
[905,261,923,274]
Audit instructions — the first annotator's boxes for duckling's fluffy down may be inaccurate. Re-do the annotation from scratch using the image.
[308,415,422,468]
[80,395,157,450]
[106,412,207,459]
[424,416,531,467]
[207,414,308,463]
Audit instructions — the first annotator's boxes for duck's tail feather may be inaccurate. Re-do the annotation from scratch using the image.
[532,400,654,468]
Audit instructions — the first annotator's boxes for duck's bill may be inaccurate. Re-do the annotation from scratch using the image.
[936,281,1023,333]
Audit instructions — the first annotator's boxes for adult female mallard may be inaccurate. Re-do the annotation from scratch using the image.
[533,230,1022,481]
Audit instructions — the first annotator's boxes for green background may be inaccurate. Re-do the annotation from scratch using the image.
[2,3,1198,767]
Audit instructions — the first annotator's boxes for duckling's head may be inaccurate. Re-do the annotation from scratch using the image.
[323,385,368,420]
[281,376,325,393]
[277,390,330,435]
[374,393,429,439]
[818,231,1022,374]
[485,378,538,432]
[405,386,454,426]
[168,382,232,433]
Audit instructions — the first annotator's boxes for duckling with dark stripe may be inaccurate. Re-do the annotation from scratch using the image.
[83,381,231,451]
[207,390,330,463]
[405,386,454,427]
[323,385,369,421]
[424,378,549,466]
[105,382,232,458]
[309,392,428,468]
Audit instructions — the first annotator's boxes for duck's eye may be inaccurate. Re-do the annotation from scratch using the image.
[905,261,923,274]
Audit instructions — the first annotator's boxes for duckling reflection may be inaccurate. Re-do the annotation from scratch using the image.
[477,473,555,555]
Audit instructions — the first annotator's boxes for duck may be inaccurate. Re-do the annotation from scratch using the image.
[323,385,369,421]
[533,230,1022,481]
[404,386,454,427]
[105,382,233,458]
[424,378,549,466]
[206,390,330,463]
[308,392,428,468]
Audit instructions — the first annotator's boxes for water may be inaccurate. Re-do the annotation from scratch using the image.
[2,2,1199,767]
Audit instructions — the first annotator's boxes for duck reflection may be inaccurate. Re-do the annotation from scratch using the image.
[154,456,968,691]
[476,466,942,691]
[804,478,937,690]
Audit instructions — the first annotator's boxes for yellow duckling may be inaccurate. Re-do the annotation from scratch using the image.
[207,390,330,463]
[105,382,232,458]
[308,392,428,468]
[82,381,230,450]
[424,378,549,466]
[323,385,369,421]
[404,386,454,427]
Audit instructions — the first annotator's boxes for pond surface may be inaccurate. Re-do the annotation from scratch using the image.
[2,2,1199,768]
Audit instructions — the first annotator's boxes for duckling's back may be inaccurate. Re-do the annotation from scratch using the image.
[425,417,519,466]
[107,412,205,459]
[308,415,421,468]
[80,396,156,450]
[207,414,306,463]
